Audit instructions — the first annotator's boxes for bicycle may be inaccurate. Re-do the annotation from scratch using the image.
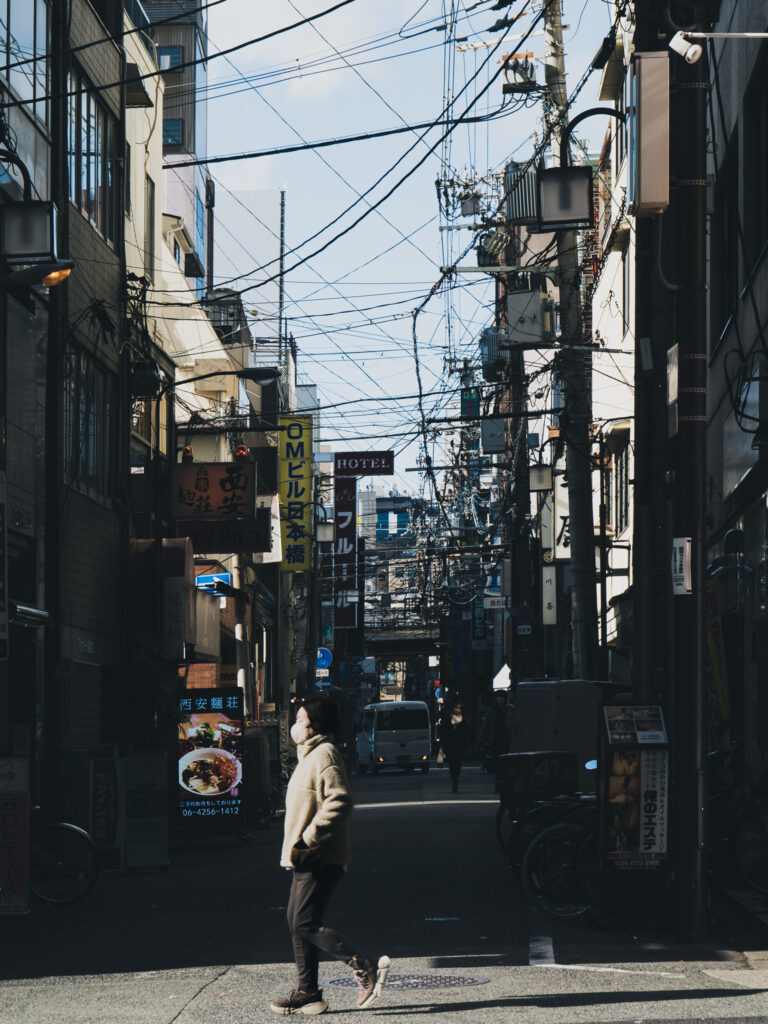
[29,807,98,904]
[707,749,768,896]
[520,809,598,919]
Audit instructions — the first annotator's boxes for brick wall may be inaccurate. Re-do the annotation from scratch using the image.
[181,663,220,689]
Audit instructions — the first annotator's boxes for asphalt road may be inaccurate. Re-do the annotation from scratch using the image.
[2,763,768,1023]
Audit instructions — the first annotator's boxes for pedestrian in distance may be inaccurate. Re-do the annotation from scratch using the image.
[271,696,391,1016]
[479,690,515,773]
[438,700,469,793]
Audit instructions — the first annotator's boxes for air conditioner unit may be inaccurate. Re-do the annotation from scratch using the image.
[505,288,552,345]
[504,161,538,225]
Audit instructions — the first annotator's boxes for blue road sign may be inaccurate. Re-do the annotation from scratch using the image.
[316,647,332,670]
[196,573,232,590]
[315,678,332,691]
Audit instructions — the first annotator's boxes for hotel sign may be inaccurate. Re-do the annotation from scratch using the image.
[333,451,394,476]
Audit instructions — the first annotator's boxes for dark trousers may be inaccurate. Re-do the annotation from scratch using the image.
[287,866,358,992]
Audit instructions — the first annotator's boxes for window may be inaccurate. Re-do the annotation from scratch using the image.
[712,138,740,334]
[144,175,155,280]
[375,708,428,731]
[131,393,169,467]
[163,118,182,147]
[67,67,118,244]
[0,0,49,123]
[621,248,631,334]
[157,45,182,71]
[744,53,768,272]
[614,441,630,535]
[63,348,116,497]
[124,142,131,215]
[616,76,627,169]
[173,238,181,264]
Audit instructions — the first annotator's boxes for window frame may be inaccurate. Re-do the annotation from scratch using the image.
[157,45,182,71]
[67,65,118,246]
[63,346,117,499]
[163,117,183,147]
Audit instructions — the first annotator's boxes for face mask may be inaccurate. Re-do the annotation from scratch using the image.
[451,714,462,725]
[291,722,310,745]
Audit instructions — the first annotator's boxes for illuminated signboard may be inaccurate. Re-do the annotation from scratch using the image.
[177,688,244,830]
[279,415,313,572]
[334,476,357,629]
[333,451,394,476]
[173,463,255,519]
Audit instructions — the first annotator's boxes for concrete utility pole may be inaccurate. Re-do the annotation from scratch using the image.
[670,42,708,940]
[543,0,598,678]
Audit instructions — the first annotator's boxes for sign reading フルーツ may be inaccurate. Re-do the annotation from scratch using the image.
[173,463,255,519]
[279,415,313,572]
[177,688,244,831]
[334,476,357,628]
[333,451,394,476]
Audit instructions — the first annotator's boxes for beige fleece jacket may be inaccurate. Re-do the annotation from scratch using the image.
[280,733,353,869]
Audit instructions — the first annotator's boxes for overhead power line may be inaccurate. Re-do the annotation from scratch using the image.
[167,107,522,168]
[1,0,360,111]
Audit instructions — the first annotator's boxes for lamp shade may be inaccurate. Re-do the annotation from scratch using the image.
[530,464,554,491]
[0,201,57,262]
[536,165,593,231]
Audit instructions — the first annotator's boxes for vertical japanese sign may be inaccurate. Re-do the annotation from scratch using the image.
[0,758,29,915]
[334,476,357,628]
[604,706,669,870]
[279,415,313,572]
[0,471,8,659]
[553,457,571,561]
[177,688,244,831]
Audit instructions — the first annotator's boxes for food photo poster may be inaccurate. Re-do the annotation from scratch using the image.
[177,689,244,828]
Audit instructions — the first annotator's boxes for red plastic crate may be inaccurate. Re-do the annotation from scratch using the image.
[495,751,579,796]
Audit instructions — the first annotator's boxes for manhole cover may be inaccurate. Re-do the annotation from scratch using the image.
[324,973,489,990]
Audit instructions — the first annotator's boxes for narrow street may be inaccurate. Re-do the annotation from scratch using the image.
[3,765,768,1023]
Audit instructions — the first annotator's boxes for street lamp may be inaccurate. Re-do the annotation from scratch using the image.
[167,366,281,392]
[0,149,74,289]
[668,30,768,64]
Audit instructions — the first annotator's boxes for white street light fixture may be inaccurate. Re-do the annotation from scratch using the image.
[668,31,703,64]
[668,30,768,64]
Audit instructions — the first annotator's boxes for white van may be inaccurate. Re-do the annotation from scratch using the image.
[356,701,431,773]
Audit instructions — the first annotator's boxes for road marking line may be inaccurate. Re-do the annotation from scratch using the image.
[529,933,555,965]
[541,964,686,978]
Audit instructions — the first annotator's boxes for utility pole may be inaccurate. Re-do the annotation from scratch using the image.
[670,42,708,940]
[543,0,597,678]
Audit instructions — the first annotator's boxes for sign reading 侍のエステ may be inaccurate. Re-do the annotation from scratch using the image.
[177,688,244,832]
[279,415,313,572]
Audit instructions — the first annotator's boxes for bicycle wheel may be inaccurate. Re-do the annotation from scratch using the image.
[30,823,98,904]
[736,807,768,895]
[496,803,517,860]
[521,822,592,919]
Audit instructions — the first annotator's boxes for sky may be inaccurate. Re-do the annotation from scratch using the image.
[201,0,617,496]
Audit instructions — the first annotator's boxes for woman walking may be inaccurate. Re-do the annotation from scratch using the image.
[438,701,469,793]
[271,696,391,1016]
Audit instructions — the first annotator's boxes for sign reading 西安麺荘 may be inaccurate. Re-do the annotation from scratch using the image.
[174,463,255,519]
[279,415,313,572]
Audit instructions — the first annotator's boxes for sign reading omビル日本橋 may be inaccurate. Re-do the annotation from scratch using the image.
[278,415,313,572]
